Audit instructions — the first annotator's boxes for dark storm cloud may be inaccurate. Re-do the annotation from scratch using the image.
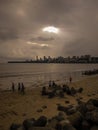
[0,0,98,61]
[26,0,80,26]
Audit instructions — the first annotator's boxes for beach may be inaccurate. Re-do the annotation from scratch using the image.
[0,75,98,130]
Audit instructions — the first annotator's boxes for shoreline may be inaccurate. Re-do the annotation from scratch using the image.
[0,75,98,130]
[0,74,97,91]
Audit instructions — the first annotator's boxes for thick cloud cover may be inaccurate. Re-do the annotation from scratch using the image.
[0,0,98,61]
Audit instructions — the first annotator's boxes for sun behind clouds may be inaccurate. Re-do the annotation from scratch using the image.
[42,26,59,34]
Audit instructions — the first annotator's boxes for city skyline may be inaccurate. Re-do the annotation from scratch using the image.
[8,54,98,63]
[0,0,98,62]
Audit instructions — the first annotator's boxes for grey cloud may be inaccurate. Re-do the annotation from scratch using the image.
[26,0,80,26]
[0,29,18,41]
[31,36,54,42]
[62,38,98,56]
[0,0,98,60]
[31,45,50,50]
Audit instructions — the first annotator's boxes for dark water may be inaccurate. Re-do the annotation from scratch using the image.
[0,63,98,89]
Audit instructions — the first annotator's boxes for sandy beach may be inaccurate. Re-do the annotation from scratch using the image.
[0,75,98,130]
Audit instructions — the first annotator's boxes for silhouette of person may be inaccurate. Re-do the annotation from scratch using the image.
[69,76,72,83]
[21,82,25,94]
[12,82,15,92]
[42,86,47,95]
[18,83,21,92]
[49,80,52,87]
[52,81,56,87]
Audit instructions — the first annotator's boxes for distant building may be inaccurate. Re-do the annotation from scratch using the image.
[36,56,39,61]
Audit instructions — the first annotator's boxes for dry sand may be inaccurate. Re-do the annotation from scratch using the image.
[0,75,98,130]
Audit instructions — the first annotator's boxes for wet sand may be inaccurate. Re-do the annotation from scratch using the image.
[0,75,98,130]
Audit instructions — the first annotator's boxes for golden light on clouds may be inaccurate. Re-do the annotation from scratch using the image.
[27,42,37,45]
[40,44,49,47]
[27,41,49,47]
[42,26,59,34]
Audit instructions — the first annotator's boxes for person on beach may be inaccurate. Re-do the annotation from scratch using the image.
[12,82,15,92]
[21,82,25,94]
[18,82,21,92]
[69,76,72,83]
[49,80,52,88]
[52,80,56,87]
[41,86,48,95]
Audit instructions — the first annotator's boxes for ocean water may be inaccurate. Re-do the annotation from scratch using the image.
[0,63,98,90]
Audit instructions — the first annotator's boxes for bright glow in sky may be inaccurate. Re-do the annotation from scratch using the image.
[27,41,49,47]
[27,42,37,45]
[0,0,98,61]
[41,44,49,47]
[42,26,59,33]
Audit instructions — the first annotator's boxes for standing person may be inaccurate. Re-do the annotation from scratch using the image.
[52,80,55,87]
[49,80,52,88]
[12,82,15,92]
[18,82,21,92]
[69,76,72,83]
[21,82,25,94]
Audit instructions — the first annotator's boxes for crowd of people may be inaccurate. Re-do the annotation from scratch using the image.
[11,76,72,95]
[41,76,74,97]
[48,76,72,88]
[11,82,25,94]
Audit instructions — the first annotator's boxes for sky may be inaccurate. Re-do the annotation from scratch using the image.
[0,0,98,61]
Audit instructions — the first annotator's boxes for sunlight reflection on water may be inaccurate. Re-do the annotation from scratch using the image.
[0,63,97,90]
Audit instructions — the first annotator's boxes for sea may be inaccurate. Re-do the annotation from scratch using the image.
[0,63,98,90]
